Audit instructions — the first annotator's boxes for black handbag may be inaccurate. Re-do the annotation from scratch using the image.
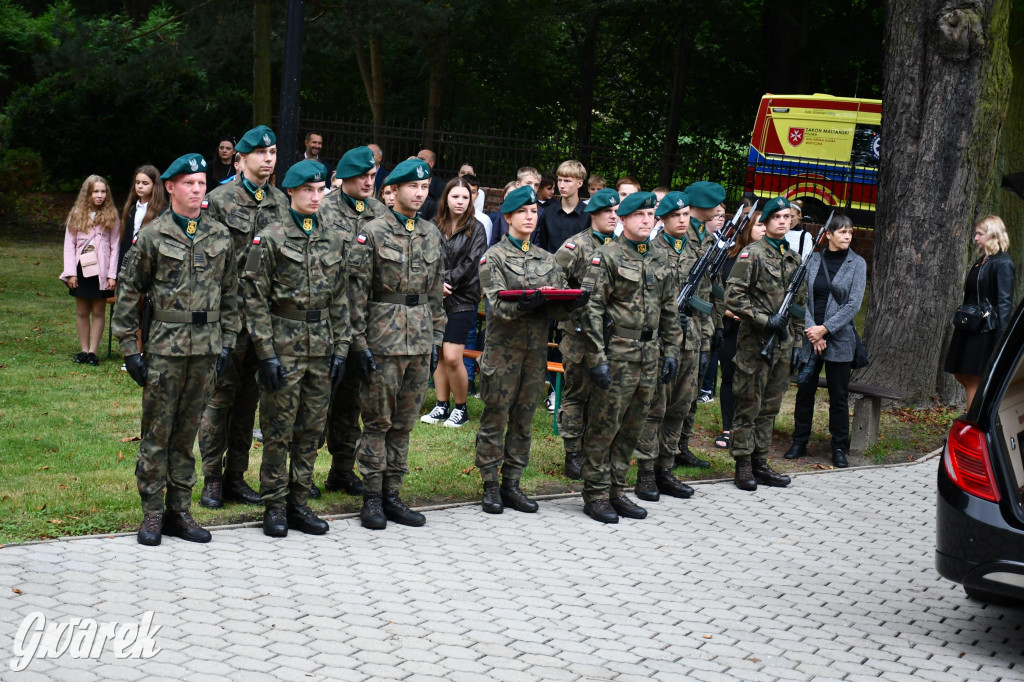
[818,254,870,369]
[952,259,996,333]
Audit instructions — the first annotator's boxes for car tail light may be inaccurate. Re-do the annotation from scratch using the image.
[944,419,1001,503]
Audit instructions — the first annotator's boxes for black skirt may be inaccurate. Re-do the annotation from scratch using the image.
[943,326,998,377]
[69,262,114,299]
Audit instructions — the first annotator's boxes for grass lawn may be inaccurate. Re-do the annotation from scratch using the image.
[0,213,955,545]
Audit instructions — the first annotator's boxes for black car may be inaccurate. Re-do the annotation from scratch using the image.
[936,298,1024,604]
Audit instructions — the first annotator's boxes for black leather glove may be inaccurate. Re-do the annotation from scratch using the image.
[766,312,789,340]
[568,289,591,311]
[124,354,147,387]
[517,290,547,311]
[329,355,346,392]
[216,347,232,379]
[355,348,377,383]
[710,329,724,351]
[660,356,678,384]
[258,356,285,392]
[589,363,611,390]
[430,345,440,375]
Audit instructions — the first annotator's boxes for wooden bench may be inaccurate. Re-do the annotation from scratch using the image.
[796,376,908,453]
[462,347,565,434]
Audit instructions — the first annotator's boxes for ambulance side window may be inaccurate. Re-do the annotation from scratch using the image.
[851,124,880,167]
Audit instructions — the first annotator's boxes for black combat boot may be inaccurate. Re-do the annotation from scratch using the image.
[223,472,262,505]
[609,494,647,519]
[162,510,212,543]
[783,442,807,460]
[564,450,583,480]
[137,512,163,546]
[583,499,619,524]
[734,456,757,491]
[634,469,660,502]
[481,481,503,514]
[383,489,426,526]
[324,468,365,495]
[360,493,387,530]
[308,482,321,499]
[499,478,539,513]
[287,504,329,535]
[199,478,224,509]
[263,507,288,537]
[656,467,695,498]
[752,457,791,487]
[675,441,711,468]
[831,444,849,468]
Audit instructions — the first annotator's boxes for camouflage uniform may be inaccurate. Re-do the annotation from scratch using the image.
[554,228,613,453]
[475,237,569,481]
[198,176,289,480]
[317,192,390,477]
[725,238,806,461]
[113,211,239,513]
[679,218,717,447]
[634,232,701,469]
[349,210,446,495]
[580,237,680,502]
[241,216,350,508]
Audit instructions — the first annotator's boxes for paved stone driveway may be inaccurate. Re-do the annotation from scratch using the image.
[2,455,1023,681]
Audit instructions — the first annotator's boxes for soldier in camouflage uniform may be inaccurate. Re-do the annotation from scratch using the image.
[242,160,350,537]
[198,125,290,509]
[554,188,618,480]
[725,196,804,491]
[315,146,389,497]
[632,191,699,501]
[674,181,728,469]
[475,186,581,514]
[580,192,680,524]
[114,154,240,546]
[348,158,446,530]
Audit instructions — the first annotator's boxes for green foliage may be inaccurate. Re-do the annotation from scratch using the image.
[0,147,46,218]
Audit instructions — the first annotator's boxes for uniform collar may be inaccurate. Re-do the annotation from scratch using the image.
[342,192,367,214]
[765,236,787,254]
[623,236,651,256]
[289,208,317,235]
[689,216,706,242]
[170,209,201,240]
[591,230,614,245]
[390,208,418,233]
[241,175,271,203]
[661,231,686,253]
[506,234,532,253]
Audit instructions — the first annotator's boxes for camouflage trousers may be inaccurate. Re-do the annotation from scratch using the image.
[259,355,332,508]
[680,349,710,444]
[556,356,592,454]
[356,353,430,494]
[198,329,260,478]
[321,348,363,475]
[729,343,791,460]
[137,354,216,514]
[475,345,547,482]
[581,356,657,503]
[635,346,700,470]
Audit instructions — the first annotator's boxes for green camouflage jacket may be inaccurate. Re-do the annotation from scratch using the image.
[682,219,717,349]
[652,232,700,352]
[725,237,807,352]
[554,228,613,361]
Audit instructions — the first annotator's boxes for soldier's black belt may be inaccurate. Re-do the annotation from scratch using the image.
[613,326,655,341]
[151,310,220,324]
[273,306,326,323]
[374,293,427,306]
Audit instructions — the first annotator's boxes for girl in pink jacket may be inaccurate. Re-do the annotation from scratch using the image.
[60,175,121,366]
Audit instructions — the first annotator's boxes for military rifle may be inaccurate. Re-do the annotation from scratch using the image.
[759,210,834,363]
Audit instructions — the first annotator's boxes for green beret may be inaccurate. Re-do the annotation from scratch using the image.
[160,153,207,180]
[616,191,657,217]
[585,188,620,213]
[761,196,792,222]
[335,146,376,179]
[683,181,726,208]
[281,160,328,189]
[236,125,276,153]
[384,159,431,185]
[499,186,538,214]
[655,191,690,218]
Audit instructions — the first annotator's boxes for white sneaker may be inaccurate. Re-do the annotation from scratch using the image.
[698,391,715,404]
[442,407,468,428]
[420,403,450,424]
[546,391,556,413]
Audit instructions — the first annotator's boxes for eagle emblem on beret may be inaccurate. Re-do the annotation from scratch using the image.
[189,157,199,172]
[262,133,272,145]
[416,166,425,179]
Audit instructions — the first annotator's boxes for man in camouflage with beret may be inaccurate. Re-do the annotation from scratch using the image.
[314,146,390,498]
[580,192,680,524]
[242,160,350,536]
[553,187,619,480]
[725,196,804,491]
[349,158,446,530]
[632,191,699,501]
[114,153,240,546]
[198,125,290,509]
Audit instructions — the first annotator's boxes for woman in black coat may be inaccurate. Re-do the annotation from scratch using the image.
[944,215,1015,408]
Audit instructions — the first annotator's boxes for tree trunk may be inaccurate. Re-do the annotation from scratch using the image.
[658,16,694,188]
[861,0,1011,404]
[252,0,272,126]
[576,13,599,173]
[994,4,1024,302]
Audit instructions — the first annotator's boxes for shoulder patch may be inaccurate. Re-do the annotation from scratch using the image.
[565,242,576,250]
[357,234,367,244]
[132,235,138,244]
[252,236,261,245]
[591,256,601,265]
[739,252,749,259]
[480,255,487,265]
[201,199,209,210]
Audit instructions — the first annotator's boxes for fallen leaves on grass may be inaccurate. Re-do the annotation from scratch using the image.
[811,464,831,470]
[461,467,474,475]
[119,435,140,442]
[35,504,45,511]
[36,466,49,471]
